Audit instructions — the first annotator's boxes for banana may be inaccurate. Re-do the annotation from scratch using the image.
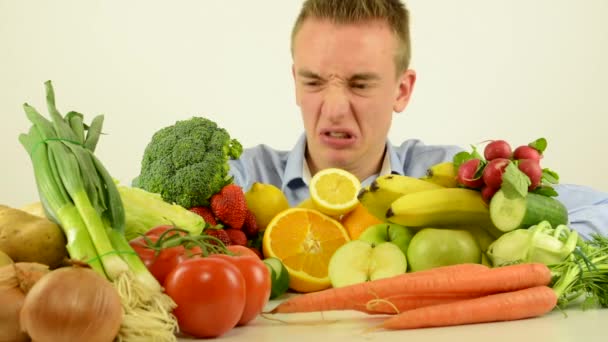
[420,161,459,188]
[386,188,492,227]
[358,174,443,220]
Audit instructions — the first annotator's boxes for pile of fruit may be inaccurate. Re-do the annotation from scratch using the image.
[7,82,607,341]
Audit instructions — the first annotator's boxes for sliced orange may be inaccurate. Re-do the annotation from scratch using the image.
[340,203,384,240]
[310,168,361,217]
[262,208,350,293]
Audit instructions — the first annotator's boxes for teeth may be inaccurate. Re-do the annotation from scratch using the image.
[328,132,349,138]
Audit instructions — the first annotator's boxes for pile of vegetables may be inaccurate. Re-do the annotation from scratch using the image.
[268,229,608,329]
[16,81,177,341]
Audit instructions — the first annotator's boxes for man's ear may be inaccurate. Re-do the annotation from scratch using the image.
[393,69,416,113]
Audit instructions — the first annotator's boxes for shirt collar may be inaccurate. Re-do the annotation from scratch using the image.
[282,134,402,191]
[282,134,308,192]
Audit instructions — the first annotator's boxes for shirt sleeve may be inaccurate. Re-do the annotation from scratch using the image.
[554,184,608,239]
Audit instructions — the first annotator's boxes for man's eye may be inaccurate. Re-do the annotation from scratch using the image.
[351,83,368,89]
[304,81,320,86]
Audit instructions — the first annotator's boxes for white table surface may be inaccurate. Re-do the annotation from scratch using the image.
[178,294,607,342]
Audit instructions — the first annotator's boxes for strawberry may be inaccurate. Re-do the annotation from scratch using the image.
[225,228,247,246]
[210,184,247,229]
[241,209,259,238]
[205,228,231,246]
[189,206,218,227]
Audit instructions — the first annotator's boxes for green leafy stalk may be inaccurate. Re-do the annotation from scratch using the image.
[47,139,129,279]
[18,124,105,275]
[106,225,161,293]
[20,81,178,341]
[550,234,608,309]
[84,114,104,152]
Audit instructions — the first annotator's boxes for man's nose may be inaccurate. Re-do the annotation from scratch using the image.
[320,86,350,123]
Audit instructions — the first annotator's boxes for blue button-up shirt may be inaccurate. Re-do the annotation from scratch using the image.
[229,134,608,239]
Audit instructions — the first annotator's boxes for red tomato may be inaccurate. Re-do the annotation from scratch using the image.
[210,254,271,326]
[164,258,246,338]
[129,225,201,285]
[143,225,176,238]
[227,245,260,258]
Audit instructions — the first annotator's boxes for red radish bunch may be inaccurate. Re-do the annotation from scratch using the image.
[456,139,544,203]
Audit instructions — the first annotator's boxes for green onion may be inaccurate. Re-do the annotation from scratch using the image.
[19,81,177,341]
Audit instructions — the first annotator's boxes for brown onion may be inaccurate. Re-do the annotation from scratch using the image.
[20,266,122,342]
[0,286,29,342]
[0,262,50,342]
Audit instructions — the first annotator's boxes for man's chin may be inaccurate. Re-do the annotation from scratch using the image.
[322,151,355,168]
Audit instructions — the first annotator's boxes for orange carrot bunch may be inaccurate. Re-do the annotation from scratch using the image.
[271,262,559,329]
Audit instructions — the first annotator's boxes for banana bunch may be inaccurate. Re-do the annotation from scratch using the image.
[358,174,442,220]
[358,164,494,228]
[419,161,459,188]
[386,187,492,227]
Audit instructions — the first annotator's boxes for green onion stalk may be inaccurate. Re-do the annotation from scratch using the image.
[550,234,608,309]
[18,81,178,341]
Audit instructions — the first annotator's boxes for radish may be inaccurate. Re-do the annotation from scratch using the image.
[513,145,541,161]
[481,185,500,203]
[457,159,484,189]
[518,159,542,190]
[484,140,512,161]
[482,158,511,189]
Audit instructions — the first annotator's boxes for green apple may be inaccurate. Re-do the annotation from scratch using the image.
[407,228,481,272]
[357,223,413,257]
[328,240,407,288]
[467,225,496,252]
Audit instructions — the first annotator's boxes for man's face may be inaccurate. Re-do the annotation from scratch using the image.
[292,18,415,174]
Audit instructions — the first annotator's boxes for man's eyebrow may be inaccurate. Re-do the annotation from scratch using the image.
[296,70,380,81]
[349,73,381,81]
[297,69,321,79]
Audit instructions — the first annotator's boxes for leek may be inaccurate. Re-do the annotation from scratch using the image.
[19,81,177,341]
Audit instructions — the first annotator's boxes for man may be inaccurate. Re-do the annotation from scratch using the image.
[228,0,607,238]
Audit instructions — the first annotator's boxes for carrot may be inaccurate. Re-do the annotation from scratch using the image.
[271,263,485,314]
[380,285,558,330]
[270,263,550,314]
[364,293,479,315]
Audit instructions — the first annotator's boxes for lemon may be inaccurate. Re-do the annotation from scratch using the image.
[244,182,290,230]
[296,197,317,209]
[309,168,361,217]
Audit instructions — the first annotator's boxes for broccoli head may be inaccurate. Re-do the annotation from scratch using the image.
[135,116,242,208]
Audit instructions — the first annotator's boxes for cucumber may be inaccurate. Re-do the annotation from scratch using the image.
[263,257,290,299]
[489,189,568,232]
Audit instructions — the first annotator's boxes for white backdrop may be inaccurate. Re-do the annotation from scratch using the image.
[2,0,607,208]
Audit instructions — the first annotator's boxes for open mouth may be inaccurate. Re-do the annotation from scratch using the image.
[325,131,353,139]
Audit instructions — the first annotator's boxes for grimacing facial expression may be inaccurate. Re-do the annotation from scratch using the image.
[292,18,415,173]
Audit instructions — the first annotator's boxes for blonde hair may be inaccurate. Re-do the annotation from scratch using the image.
[291,0,411,74]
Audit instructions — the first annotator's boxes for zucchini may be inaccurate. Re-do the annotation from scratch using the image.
[489,189,568,232]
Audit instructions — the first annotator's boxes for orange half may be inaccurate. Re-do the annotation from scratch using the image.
[262,208,350,293]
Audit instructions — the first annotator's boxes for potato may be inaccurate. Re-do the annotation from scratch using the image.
[0,205,68,269]
[20,201,47,218]
[0,249,13,267]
